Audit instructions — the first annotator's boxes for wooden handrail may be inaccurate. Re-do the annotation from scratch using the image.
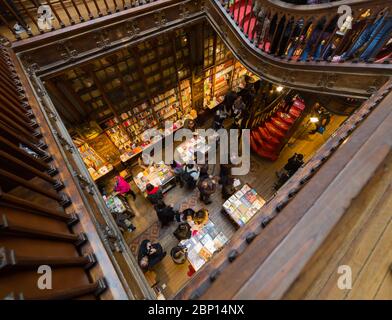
[0,0,163,41]
[217,0,391,64]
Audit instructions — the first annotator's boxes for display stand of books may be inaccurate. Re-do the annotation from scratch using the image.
[222,184,266,228]
[133,162,175,194]
[180,220,228,272]
[175,136,211,163]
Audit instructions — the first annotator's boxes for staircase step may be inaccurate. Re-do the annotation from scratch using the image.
[265,122,286,139]
[271,117,290,131]
[277,112,295,125]
[257,127,281,146]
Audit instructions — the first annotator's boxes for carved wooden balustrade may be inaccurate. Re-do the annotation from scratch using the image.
[217,0,391,63]
[0,0,159,40]
[0,40,154,300]
[204,0,392,97]
[2,0,386,99]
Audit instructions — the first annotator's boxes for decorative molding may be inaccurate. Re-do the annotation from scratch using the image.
[317,73,338,88]
[57,40,78,62]
[124,18,140,39]
[154,10,167,28]
[73,171,95,195]
[94,29,111,49]
[179,3,191,19]
[54,130,75,153]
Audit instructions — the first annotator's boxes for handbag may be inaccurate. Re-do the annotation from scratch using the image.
[317,126,325,134]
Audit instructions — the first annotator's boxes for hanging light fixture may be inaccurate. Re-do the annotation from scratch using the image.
[310,117,319,123]
[276,85,284,92]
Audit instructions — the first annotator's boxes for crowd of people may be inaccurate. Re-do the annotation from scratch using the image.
[106,76,310,276]
[251,4,392,63]
[213,76,260,131]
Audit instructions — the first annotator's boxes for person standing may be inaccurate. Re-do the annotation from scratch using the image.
[114,175,136,201]
[154,202,178,227]
[231,95,246,129]
[197,177,217,205]
[182,163,200,190]
[146,183,164,205]
[170,160,184,188]
[213,104,228,130]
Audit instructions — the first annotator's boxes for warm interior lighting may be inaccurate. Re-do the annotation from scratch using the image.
[276,86,284,92]
[310,117,319,123]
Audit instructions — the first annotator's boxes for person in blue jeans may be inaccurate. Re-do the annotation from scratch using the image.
[360,17,392,60]
[342,11,392,61]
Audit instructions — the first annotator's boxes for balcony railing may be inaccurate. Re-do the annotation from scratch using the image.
[0,0,159,40]
[216,0,391,64]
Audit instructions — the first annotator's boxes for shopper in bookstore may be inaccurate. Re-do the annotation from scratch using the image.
[198,176,218,205]
[113,210,136,233]
[221,176,236,200]
[170,161,185,188]
[113,175,137,202]
[154,202,178,227]
[146,183,164,205]
[193,209,209,227]
[182,163,200,189]
[138,149,155,170]
[213,104,228,130]
[138,239,166,272]
[231,95,246,129]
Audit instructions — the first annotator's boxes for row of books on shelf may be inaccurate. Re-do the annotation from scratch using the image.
[77,143,114,181]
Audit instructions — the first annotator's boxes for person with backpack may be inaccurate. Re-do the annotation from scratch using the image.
[182,164,200,190]
[197,177,217,205]
[154,202,178,227]
[146,183,164,205]
[170,160,184,188]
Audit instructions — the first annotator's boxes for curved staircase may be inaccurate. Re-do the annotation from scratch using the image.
[251,95,306,161]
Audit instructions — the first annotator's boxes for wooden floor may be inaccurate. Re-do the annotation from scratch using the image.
[117,112,347,299]
[284,151,392,300]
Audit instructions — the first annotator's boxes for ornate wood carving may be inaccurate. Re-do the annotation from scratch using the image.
[57,40,79,62]
[11,0,389,99]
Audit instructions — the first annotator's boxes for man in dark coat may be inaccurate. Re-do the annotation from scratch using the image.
[138,239,166,271]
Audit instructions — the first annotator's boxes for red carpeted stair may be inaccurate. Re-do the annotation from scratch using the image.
[250,96,306,161]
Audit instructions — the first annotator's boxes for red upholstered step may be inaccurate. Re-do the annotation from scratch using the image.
[271,117,290,131]
[252,131,278,153]
[229,1,257,39]
[250,136,278,161]
[251,130,263,146]
[265,122,286,139]
[257,127,281,146]
[277,112,295,125]
[289,107,302,119]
